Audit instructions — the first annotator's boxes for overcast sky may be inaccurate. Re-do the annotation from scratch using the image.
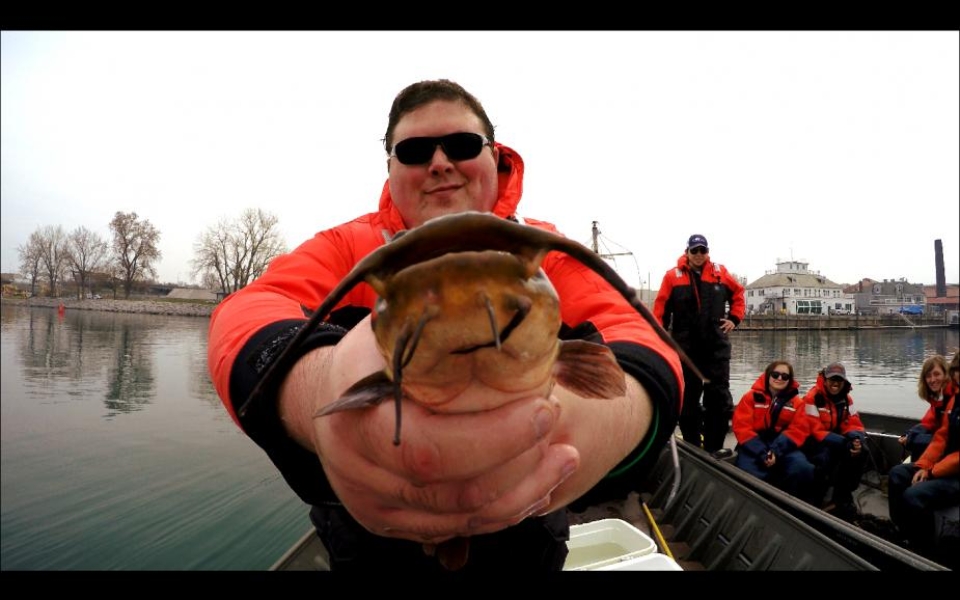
[2,31,958,291]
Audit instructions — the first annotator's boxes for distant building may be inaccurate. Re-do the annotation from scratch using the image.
[923,283,960,315]
[844,278,927,315]
[745,260,852,316]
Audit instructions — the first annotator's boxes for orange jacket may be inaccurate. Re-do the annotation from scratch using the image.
[206,143,685,506]
[802,372,866,443]
[915,393,948,433]
[733,374,809,459]
[915,389,959,478]
[209,142,683,425]
[652,254,745,354]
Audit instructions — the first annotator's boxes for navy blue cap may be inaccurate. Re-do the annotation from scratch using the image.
[687,234,708,250]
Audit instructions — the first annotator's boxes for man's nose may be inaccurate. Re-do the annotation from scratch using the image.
[428,145,454,171]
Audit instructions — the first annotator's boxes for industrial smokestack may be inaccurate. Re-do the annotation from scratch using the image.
[935,239,946,297]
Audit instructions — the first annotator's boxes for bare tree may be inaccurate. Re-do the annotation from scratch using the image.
[17,229,45,297]
[109,211,161,299]
[192,208,287,294]
[37,225,70,297]
[66,226,110,299]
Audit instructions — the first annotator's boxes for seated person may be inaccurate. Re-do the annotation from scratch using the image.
[732,360,815,503]
[888,351,959,566]
[801,362,867,518]
[900,355,949,462]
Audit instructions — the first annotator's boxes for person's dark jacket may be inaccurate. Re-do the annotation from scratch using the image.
[652,254,745,361]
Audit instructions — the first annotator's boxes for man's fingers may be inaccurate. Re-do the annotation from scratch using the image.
[353,395,561,484]
[348,443,580,543]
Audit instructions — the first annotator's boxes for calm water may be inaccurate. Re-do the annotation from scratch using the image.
[1,303,957,570]
[1,303,308,571]
[730,327,959,420]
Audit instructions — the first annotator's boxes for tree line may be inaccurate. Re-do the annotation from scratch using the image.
[16,208,287,300]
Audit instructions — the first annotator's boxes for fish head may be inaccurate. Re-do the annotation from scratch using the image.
[368,250,563,412]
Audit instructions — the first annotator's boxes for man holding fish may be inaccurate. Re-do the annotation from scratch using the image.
[207,79,685,571]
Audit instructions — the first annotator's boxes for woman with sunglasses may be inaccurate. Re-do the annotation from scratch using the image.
[899,355,950,462]
[731,361,816,503]
[800,362,868,519]
[207,79,685,571]
[887,351,959,566]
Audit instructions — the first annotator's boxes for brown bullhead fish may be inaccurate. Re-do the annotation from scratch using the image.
[318,248,628,419]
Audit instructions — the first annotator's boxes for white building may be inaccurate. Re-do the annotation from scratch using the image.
[745,260,854,316]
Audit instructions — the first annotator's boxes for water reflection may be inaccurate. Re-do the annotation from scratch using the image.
[103,326,155,415]
[1,303,307,570]
[13,306,162,415]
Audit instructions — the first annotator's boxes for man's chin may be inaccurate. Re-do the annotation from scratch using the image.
[419,201,487,224]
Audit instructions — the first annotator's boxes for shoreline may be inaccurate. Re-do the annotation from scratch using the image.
[4,297,956,330]
[1,296,214,318]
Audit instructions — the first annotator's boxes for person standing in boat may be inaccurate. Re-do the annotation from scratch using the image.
[887,351,959,564]
[899,355,949,462]
[731,360,816,502]
[653,234,745,453]
[800,362,867,519]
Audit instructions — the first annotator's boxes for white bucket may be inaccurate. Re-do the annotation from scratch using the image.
[563,518,657,571]
[597,553,683,571]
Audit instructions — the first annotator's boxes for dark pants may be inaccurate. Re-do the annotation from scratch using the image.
[802,437,867,506]
[679,359,733,453]
[309,504,570,572]
[888,463,960,550]
[735,448,817,503]
[904,430,933,463]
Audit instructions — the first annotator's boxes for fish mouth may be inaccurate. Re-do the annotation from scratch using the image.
[451,305,528,354]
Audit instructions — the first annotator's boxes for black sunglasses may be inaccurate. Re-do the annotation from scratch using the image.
[769,371,791,381]
[689,247,709,255]
[390,132,491,165]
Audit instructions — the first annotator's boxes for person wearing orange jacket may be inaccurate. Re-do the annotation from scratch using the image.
[653,234,745,453]
[206,79,685,572]
[899,355,950,462]
[732,360,816,502]
[801,362,867,518]
[887,351,959,563]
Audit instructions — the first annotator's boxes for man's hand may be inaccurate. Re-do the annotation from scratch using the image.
[285,315,575,545]
[912,468,931,485]
[849,438,862,457]
[719,318,736,334]
[280,314,652,545]
[763,450,776,468]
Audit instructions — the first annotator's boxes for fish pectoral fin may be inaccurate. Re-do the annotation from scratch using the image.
[313,371,394,417]
[554,340,627,399]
